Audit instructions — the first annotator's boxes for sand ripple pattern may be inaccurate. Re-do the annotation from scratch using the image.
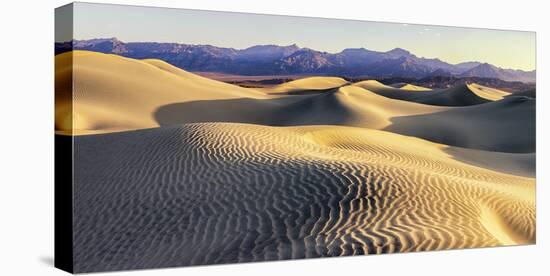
[72,123,535,272]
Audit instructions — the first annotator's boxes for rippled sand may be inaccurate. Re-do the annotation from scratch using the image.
[55,51,536,273]
[73,123,534,272]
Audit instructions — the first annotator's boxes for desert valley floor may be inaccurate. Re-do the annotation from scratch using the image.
[56,51,535,272]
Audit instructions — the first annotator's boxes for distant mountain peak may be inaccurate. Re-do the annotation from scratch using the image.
[479,62,495,67]
[429,68,452,77]
[386,47,412,56]
[245,44,299,50]
[58,37,535,83]
[75,37,120,44]
[342,47,368,52]
[467,63,498,72]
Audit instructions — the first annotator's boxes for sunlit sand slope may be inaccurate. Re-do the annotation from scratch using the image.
[389,83,432,91]
[72,123,535,272]
[55,51,271,134]
[260,76,349,94]
[467,83,511,100]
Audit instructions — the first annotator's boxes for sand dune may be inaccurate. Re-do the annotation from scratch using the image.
[444,147,535,178]
[260,76,349,94]
[59,52,534,154]
[55,51,271,134]
[57,52,440,134]
[352,80,509,106]
[387,96,535,153]
[267,86,533,153]
[154,84,533,153]
[467,83,511,100]
[59,51,536,272]
[389,82,432,91]
[71,123,535,272]
[273,85,444,129]
[153,83,443,132]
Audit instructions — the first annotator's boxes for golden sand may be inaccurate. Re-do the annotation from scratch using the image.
[72,123,534,266]
[58,51,535,257]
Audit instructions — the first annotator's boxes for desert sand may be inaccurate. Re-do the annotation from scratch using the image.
[389,82,432,91]
[55,51,270,134]
[72,123,534,271]
[352,80,511,106]
[56,51,536,272]
[260,76,349,94]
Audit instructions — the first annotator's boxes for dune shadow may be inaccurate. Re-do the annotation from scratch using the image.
[267,86,344,96]
[506,89,536,99]
[442,147,535,178]
[153,96,316,127]
[154,89,350,128]
[384,96,535,153]
[155,98,271,126]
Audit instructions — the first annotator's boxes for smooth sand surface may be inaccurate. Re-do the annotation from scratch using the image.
[387,96,535,153]
[509,89,536,99]
[57,51,536,272]
[72,123,534,272]
[444,147,535,178]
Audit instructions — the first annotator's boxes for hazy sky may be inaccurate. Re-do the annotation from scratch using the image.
[72,2,536,71]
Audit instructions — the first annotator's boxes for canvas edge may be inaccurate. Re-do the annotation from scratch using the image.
[55,2,75,274]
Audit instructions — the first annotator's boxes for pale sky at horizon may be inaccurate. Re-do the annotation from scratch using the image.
[70,2,536,71]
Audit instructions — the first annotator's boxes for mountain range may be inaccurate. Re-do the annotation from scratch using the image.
[55,38,536,83]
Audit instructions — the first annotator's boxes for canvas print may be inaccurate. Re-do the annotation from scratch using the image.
[55,2,536,273]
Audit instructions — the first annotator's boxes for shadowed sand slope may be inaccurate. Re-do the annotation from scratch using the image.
[352,80,509,106]
[444,147,535,178]
[387,96,535,153]
[72,123,535,272]
[508,88,536,99]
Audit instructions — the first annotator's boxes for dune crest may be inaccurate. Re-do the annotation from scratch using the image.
[390,83,432,91]
[467,83,511,100]
[260,76,349,94]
